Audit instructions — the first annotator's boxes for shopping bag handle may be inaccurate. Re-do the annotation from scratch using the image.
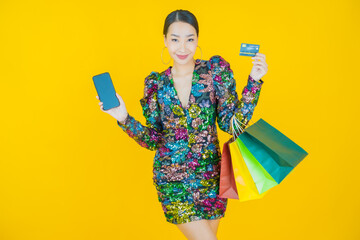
[231,115,245,141]
[230,114,256,141]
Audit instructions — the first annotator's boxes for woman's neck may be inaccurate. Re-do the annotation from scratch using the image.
[171,59,196,77]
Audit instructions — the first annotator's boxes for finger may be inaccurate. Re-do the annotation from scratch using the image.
[253,55,264,60]
[258,55,265,61]
[256,65,265,72]
[118,94,123,103]
[254,54,265,60]
[254,65,266,72]
[253,58,266,64]
[116,92,122,100]
[252,61,264,66]
[251,56,263,61]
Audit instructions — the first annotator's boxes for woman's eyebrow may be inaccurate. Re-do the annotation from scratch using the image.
[170,34,195,37]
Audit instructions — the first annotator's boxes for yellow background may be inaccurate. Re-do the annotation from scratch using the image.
[1,0,359,239]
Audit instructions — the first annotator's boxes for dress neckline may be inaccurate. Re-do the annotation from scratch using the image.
[167,59,201,110]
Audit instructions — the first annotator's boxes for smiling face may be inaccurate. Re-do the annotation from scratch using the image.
[164,21,198,66]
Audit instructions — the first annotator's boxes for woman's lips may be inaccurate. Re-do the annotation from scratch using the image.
[176,54,189,59]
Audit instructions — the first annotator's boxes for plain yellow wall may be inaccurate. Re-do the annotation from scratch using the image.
[1,0,359,239]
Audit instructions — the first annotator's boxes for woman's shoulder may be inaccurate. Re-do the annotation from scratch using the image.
[145,71,160,81]
[143,71,161,87]
[207,55,233,87]
[208,54,230,69]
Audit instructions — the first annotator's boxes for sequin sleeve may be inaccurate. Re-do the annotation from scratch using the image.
[116,71,163,151]
[209,55,264,135]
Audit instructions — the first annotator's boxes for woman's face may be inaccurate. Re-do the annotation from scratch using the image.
[164,21,198,65]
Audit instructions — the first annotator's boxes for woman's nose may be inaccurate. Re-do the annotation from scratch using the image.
[179,42,186,51]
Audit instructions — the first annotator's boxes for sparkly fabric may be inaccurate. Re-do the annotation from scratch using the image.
[117,55,264,224]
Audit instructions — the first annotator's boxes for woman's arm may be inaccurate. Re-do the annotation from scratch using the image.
[209,55,264,135]
[117,71,163,151]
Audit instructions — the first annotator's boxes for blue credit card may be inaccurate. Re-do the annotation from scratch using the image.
[239,43,260,57]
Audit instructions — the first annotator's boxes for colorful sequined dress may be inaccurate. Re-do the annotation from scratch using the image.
[117,55,264,224]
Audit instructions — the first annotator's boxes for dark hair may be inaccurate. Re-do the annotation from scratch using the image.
[163,10,199,38]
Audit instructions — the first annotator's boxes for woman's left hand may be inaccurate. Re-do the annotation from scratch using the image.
[250,53,268,82]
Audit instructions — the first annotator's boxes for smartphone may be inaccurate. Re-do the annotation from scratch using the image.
[92,72,120,110]
[239,43,260,57]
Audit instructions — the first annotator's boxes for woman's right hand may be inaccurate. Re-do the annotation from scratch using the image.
[96,93,128,124]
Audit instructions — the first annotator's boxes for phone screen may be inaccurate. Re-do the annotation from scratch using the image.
[92,72,120,110]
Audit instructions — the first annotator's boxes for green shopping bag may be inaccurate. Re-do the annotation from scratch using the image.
[235,137,278,194]
[230,117,278,195]
[232,116,308,186]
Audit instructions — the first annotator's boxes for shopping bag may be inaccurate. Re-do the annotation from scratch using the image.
[234,137,278,194]
[237,118,309,184]
[218,140,239,199]
[228,138,268,202]
[219,116,272,201]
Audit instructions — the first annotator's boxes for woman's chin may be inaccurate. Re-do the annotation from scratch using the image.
[173,56,195,65]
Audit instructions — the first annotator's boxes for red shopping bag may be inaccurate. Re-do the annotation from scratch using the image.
[219,139,239,199]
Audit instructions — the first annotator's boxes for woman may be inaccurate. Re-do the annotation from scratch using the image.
[96,9,268,240]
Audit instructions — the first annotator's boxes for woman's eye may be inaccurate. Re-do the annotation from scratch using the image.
[171,39,194,42]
